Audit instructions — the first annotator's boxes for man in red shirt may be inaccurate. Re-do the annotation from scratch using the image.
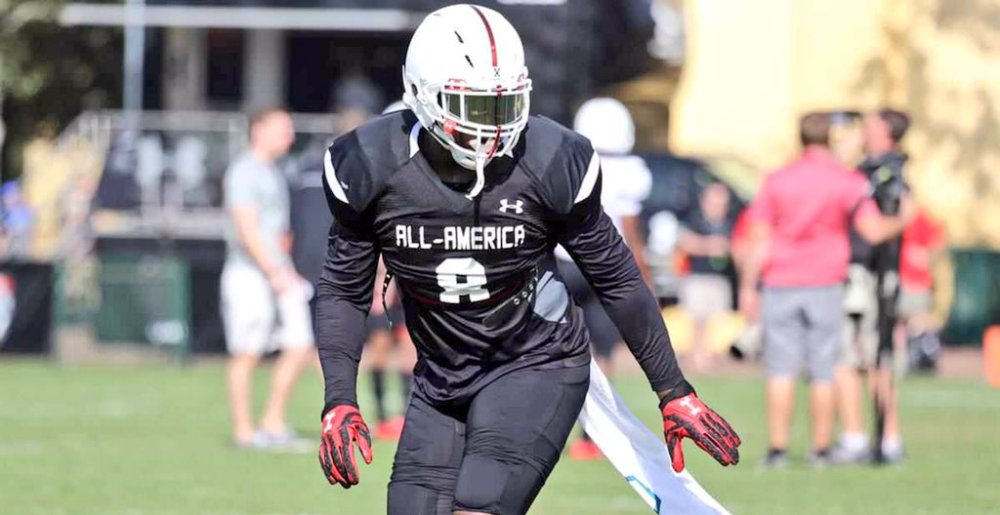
[740,113,914,467]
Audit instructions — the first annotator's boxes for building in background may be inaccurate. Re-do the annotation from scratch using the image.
[58,0,678,125]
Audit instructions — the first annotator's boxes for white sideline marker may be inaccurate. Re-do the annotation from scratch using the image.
[577,360,731,515]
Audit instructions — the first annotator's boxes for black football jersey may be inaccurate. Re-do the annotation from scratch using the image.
[315,111,682,407]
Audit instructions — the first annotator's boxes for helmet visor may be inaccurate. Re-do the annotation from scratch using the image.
[444,91,526,126]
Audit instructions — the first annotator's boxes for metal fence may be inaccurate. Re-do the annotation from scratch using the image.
[59,109,338,240]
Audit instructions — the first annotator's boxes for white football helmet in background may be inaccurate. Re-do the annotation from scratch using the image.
[574,97,635,155]
[403,4,532,198]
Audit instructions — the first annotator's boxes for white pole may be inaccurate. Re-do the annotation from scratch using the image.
[123,0,145,128]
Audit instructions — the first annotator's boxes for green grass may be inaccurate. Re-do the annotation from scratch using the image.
[1,360,998,514]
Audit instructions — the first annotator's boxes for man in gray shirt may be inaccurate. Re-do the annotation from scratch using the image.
[222,108,313,448]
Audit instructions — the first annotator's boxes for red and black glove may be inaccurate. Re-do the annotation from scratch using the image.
[318,404,373,488]
[660,382,741,473]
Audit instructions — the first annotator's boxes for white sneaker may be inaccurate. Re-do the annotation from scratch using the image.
[830,436,870,465]
[252,428,312,453]
[880,439,906,464]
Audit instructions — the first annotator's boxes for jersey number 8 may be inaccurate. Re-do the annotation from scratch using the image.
[436,258,490,304]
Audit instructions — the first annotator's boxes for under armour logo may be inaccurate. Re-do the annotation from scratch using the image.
[499,199,524,214]
[679,397,702,417]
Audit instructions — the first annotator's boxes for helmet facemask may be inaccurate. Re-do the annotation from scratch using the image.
[405,71,531,199]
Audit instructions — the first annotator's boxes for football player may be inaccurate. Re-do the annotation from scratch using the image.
[316,5,740,514]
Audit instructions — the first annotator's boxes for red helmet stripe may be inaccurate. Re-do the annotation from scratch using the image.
[487,126,502,158]
[470,5,498,68]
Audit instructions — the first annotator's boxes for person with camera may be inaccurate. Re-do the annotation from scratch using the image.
[833,109,923,464]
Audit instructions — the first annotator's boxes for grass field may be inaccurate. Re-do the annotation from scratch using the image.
[1,360,998,514]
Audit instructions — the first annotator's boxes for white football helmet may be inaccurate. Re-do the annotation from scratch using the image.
[574,97,635,155]
[403,4,532,198]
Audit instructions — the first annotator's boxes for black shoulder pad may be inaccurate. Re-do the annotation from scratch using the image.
[520,116,599,215]
[323,111,416,215]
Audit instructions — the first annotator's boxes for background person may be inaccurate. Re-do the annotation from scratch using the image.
[222,107,313,449]
[741,112,913,467]
[897,208,947,343]
[834,109,922,464]
[556,97,653,461]
[1,181,34,258]
[862,110,947,341]
[677,181,734,372]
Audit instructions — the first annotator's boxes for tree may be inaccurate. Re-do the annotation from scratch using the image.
[0,0,66,181]
[0,0,123,182]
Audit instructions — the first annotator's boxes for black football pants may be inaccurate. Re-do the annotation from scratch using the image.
[387,362,589,515]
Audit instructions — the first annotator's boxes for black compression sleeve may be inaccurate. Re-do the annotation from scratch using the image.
[558,175,687,394]
[315,220,378,417]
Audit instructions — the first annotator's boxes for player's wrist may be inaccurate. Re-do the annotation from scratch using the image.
[321,399,359,420]
[658,380,697,411]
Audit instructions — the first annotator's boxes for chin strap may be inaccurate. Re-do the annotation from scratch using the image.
[465,127,501,200]
[466,154,487,200]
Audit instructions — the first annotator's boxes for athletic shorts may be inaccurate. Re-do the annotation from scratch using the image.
[897,288,932,320]
[557,259,620,358]
[762,285,844,382]
[220,262,314,355]
[387,362,589,515]
[679,273,732,322]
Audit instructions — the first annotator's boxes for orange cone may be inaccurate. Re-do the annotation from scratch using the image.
[985,326,1000,388]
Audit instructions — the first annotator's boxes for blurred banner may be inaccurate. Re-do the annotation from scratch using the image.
[0,262,54,355]
[944,249,1000,345]
[93,237,225,355]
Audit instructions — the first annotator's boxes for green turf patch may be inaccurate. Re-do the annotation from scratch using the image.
[1,361,997,514]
